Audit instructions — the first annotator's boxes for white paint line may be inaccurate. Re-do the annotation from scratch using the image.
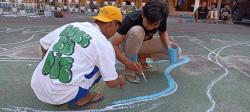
[0,58,41,60]
[140,103,162,112]
[0,27,25,33]
[1,102,147,112]
[0,25,56,30]
[206,47,228,112]
[0,60,40,62]
[0,48,7,50]
[0,42,39,55]
[21,30,48,35]
[221,57,250,78]
[0,32,47,46]
[27,25,57,28]
[206,43,246,112]
[192,38,249,112]
[170,35,190,38]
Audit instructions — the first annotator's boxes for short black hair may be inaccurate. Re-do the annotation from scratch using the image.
[225,3,230,6]
[142,0,168,24]
[211,3,216,5]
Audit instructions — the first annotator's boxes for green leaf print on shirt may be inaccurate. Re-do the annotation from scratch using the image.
[59,67,72,83]
[42,25,92,83]
[53,25,92,55]
[49,56,60,79]
[42,51,55,75]
[60,25,72,37]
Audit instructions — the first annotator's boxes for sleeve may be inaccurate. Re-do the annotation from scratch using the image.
[221,8,224,13]
[205,8,209,16]
[95,44,118,81]
[205,8,209,13]
[158,18,167,32]
[117,16,135,35]
[40,25,68,50]
[196,7,200,12]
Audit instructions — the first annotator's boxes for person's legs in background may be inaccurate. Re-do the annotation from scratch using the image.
[225,14,232,24]
[208,11,218,24]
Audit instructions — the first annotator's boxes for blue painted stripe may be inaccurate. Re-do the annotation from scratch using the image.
[67,87,88,105]
[130,54,138,62]
[91,75,102,87]
[111,56,190,106]
[84,66,99,79]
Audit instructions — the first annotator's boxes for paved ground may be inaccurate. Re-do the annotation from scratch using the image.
[0,14,250,112]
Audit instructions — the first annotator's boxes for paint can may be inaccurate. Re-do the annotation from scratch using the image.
[169,45,178,65]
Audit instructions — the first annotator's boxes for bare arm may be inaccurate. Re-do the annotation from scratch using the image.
[111,32,130,65]
[160,31,182,56]
[159,31,170,49]
[206,11,211,21]
[111,32,143,73]
[195,11,198,22]
[207,11,211,20]
[41,46,47,58]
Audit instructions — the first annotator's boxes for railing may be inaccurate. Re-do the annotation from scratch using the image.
[0,2,41,17]
[0,1,140,18]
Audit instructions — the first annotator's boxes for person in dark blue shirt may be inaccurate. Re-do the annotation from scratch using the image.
[195,2,209,23]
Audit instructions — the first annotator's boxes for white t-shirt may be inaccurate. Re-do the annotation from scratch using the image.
[31,22,118,105]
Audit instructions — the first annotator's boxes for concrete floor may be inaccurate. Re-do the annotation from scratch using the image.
[0,15,250,112]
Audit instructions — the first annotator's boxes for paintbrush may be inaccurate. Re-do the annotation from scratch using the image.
[140,72,148,82]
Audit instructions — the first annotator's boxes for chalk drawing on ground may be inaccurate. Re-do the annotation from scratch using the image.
[190,35,250,112]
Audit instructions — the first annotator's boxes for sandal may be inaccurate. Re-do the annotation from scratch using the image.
[123,73,141,84]
[141,63,153,69]
[68,92,104,109]
[138,55,153,69]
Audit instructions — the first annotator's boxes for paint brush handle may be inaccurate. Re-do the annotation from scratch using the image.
[140,72,148,82]
[130,54,147,82]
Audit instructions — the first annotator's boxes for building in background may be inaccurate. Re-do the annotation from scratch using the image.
[170,0,233,14]
[0,0,234,16]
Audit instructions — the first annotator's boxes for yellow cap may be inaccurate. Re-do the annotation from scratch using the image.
[92,6,122,23]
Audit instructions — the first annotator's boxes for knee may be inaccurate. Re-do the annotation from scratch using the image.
[127,26,145,40]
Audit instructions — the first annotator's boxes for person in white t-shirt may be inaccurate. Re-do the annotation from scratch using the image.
[31,6,125,108]
[208,3,218,24]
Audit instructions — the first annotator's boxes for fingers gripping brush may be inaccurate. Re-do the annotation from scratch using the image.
[130,54,148,82]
